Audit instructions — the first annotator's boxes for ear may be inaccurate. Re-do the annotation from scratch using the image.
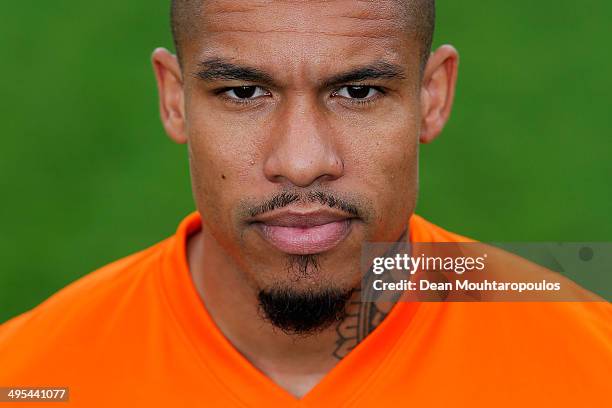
[151,47,187,144]
[419,45,459,144]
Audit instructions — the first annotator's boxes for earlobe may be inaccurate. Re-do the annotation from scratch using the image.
[151,47,188,144]
[419,45,459,144]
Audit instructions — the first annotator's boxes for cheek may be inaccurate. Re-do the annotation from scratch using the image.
[186,113,259,228]
[373,135,419,239]
[186,90,420,245]
[341,110,420,238]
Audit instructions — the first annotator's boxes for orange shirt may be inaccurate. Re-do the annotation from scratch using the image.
[1,212,610,407]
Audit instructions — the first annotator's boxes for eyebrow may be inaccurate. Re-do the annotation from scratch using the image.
[322,62,406,88]
[194,58,274,85]
[193,58,406,87]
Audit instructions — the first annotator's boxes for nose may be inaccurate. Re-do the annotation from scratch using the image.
[263,97,344,188]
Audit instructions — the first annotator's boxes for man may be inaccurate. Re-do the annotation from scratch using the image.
[1,0,610,406]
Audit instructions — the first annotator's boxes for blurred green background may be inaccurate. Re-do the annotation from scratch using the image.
[1,1,611,322]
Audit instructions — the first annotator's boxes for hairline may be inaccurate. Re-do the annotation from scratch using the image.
[170,0,435,74]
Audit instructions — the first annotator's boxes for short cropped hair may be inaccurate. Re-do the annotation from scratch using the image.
[170,0,435,70]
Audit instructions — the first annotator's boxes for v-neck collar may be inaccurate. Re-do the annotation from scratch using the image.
[158,212,430,407]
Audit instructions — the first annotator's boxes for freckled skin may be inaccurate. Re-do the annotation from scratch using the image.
[152,0,458,397]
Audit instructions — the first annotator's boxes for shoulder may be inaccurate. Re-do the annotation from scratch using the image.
[439,301,612,372]
[2,238,167,324]
[448,301,612,335]
[0,238,171,378]
[410,214,612,347]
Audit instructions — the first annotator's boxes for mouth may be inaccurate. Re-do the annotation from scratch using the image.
[249,209,356,255]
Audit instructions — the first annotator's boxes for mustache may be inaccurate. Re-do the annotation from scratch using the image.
[245,190,364,219]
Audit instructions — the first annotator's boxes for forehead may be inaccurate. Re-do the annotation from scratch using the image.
[183,0,418,82]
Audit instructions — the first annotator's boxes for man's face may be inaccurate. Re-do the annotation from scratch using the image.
[169,0,428,296]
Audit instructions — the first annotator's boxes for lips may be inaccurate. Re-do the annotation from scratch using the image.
[251,210,354,255]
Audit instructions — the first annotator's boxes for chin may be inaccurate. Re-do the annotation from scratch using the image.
[249,252,362,296]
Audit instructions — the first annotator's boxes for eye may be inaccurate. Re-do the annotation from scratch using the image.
[223,86,270,100]
[334,85,380,100]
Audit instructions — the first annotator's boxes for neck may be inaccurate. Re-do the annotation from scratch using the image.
[187,226,395,397]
